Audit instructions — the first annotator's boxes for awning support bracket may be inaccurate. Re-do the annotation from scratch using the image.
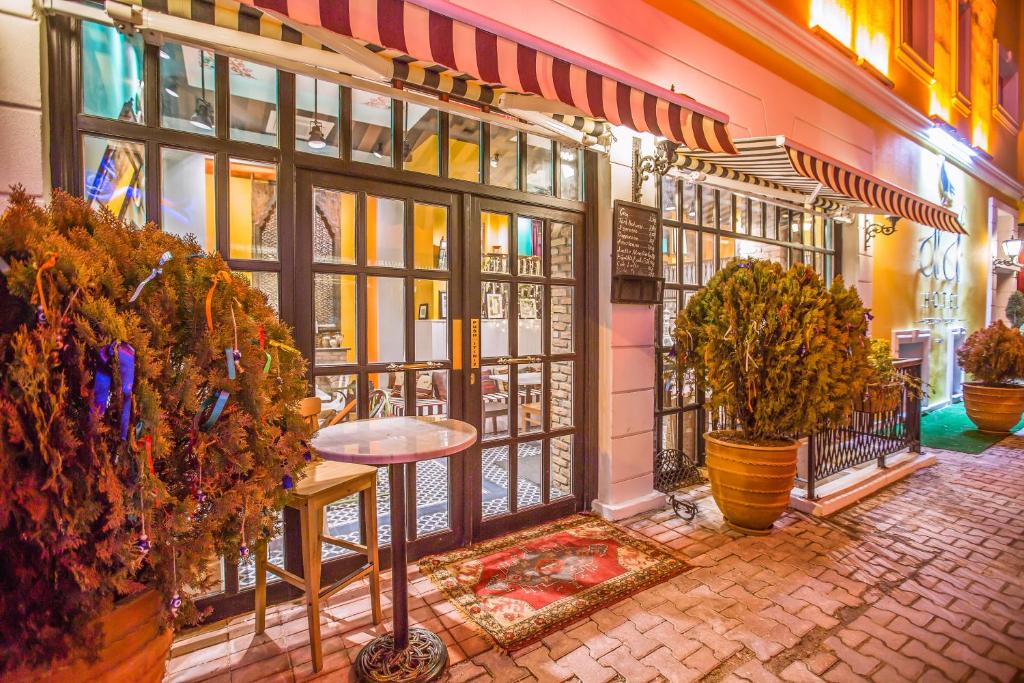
[631,138,674,203]
[864,215,900,251]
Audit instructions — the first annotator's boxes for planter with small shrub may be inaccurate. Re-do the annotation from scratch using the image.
[957,320,1024,433]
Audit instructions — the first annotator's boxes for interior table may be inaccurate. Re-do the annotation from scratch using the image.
[311,416,478,683]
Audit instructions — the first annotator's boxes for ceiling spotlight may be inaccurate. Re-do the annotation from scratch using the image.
[164,87,179,99]
[372,142,384,159]
[307,120,327,150]
[490,154,499,168]
[158,49,170,60]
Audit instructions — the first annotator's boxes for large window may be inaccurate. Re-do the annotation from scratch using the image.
[655,176,837,463]
[997,43,1020,124]
[900,0,935,69]
[956,1,972,104]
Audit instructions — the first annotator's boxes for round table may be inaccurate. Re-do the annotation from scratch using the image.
[311,416,478,683]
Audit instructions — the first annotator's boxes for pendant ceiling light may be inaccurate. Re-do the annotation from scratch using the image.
[307,79,327,150]
[190,49,214,131]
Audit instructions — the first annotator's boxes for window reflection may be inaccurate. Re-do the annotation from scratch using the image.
[525,133,553,195]
[448,114,480,182]
[313,188,356,265]
[352,89,392,166]
[296,76,340,157]
[229,59,278,146]
[315,375,358,425]
[489,125,519,189]
[160,148,214,252]
[481,282,509,357]
[481,212,510,274]
[234,271,280,315]
[414,279,448,361]
[663,226,679,284]
[83,134,145,226]
[662,176,679,222]
[367,196,405,268]
[81,21,144,122]
[314,273,356,366]
[160,43,215,135]
[558,144,582,200]
[518,284,543,356]
[414,203,448,271]
[367,276,405,363]
[403,103,439,175]
[228,159,278,261]
[517,217,543,276]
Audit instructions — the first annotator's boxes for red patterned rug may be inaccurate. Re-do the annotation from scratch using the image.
[418,514,690,651]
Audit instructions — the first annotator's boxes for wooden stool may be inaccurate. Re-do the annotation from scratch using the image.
[255,397,382,672]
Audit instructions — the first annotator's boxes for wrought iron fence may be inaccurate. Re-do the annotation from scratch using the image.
[804,359,922,500]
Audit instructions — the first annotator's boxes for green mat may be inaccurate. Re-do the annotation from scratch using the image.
[921,403,1023,454]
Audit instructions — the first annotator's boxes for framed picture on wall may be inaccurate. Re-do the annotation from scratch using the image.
[438,291,448,319]
[418,303,429,320]
[519,298,538,319]
[486,292,503,319]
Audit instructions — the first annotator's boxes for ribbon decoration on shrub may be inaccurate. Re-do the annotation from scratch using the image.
[205,270,233,333]
[34,253,57,323]
[129,251,172,302]
[92,341,136,440]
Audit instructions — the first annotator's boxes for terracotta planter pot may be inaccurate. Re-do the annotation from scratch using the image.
[963,382,1024,434]
[853,382,901,413]
[6,590,172,683]
[704,432,798,535]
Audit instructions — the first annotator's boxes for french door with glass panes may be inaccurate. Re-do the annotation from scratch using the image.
[468,198,584,540]
[296,171,464,570]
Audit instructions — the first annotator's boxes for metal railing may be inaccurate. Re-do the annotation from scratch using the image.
[805,358,922,500]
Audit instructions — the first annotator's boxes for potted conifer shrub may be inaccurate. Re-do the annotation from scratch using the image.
[676,259,870,534]
[0,189,311,679]
[958,320,1024,433]
[1006,291,1024,330]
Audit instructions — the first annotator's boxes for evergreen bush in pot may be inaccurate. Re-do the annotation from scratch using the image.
[0,189,311,678]
[957,320,1024,433]
[675,259,870,533]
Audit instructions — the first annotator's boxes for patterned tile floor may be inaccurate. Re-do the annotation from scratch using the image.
[168,436,1024,682]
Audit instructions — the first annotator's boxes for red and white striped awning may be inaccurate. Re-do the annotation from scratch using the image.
[238,0,738,153]
[675,136,966,234]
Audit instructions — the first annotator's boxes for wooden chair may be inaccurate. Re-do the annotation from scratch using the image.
[255,397,382,672]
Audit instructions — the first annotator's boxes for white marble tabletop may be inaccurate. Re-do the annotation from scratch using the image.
[311,416,478,466]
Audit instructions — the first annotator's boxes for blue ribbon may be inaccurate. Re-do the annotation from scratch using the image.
[92,342,136,440]
[129,251,172,302]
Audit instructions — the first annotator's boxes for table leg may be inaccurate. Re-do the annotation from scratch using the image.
[353,463,448,683]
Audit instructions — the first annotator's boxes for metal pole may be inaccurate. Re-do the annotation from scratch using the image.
[389,463,409,650]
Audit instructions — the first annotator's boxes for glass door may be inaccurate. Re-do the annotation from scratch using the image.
[469,198,585,539]
[296,171,464,567]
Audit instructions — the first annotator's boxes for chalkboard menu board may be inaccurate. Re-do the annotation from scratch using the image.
[611,200,663,304]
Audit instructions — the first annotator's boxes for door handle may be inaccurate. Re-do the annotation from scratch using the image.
[495,356,543,365]
[385,361,444,371]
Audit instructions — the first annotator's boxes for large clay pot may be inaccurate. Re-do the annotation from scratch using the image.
[853,382,901,413]
[6,590,172,683]
[704,432,798,535]
[963,382,1024,434]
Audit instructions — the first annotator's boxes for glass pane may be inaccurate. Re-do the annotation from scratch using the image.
[700,185,716,228]
[367,196,405,268]
[802,214,813,245]
[238,512,283,589]
[193,556,226,597]
[228,159,278,261]
[662,290,678,347]
[229,59,278,146]
[558,144,582,200]
[750,201,763,237]
[518,365,543,436]
[489,126,519,189]
[738,238,788,265]
[701,232,715,283]
[825,255,834,282]
[367,276,405,363]
[160,43,215,135]
[550,222,574,279]
[517,441,543,509]
[482,364,510,441]
[550,360,573,429]
[82,21,144,122]
[482,212,510,274]
[415,279,448,361]
[525,134,553,195]
[160,148,214,251]
[681,181,698,224]
[449,114,481,182]
[720,235,736,269]
[415,369,449,418]
[662,351,679,408]
[481,281,509,357]
[815,252,825,276]
[791,248,803,265]
[296,76,340,157]
[683,410,698,461]
[824,219,834,249]
[404,103,439,175]
[719,191,734,231]
[550,285,574,354]
[414,203,448,271]
[549,435,573,500]
[682,229,698,285]
[83,135,145,226]
[369,372,404,417]
[417,456,450,535]
[314,273,357,366]
[662,226,680,284]
[787,212,802,241]
[482,444,509,517]
[352,89,392,166]
[661,413,678,451]
[235,271,280,316]
[517,217,543,276]
[765,204,778,240]
[314,374,358,425]
[736,196,749,234]
[661,176,679,221]
[313,188,356,265]
[518,284,543,356]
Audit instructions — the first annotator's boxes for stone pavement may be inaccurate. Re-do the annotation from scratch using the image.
[166,436,1024,682]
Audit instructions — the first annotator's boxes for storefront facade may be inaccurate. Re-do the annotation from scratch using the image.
[1,0,1020,620]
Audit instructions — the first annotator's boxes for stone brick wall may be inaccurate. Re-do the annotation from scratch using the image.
[549,222,575,498]
[0,0,44,208]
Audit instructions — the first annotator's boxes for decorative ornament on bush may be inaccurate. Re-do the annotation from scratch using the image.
[0,187,312,675]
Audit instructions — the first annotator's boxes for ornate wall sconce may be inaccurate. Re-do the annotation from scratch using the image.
[631,138,677,203]
[993,224,1023,269]
[863,215,900,250]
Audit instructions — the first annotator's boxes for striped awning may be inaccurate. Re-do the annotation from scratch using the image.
[674,136,966,234]
[232,0,737,152]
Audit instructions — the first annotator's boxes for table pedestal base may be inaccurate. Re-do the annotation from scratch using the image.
[353,627,448,683]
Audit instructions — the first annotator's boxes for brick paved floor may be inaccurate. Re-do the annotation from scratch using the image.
[166,436,1024,682]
